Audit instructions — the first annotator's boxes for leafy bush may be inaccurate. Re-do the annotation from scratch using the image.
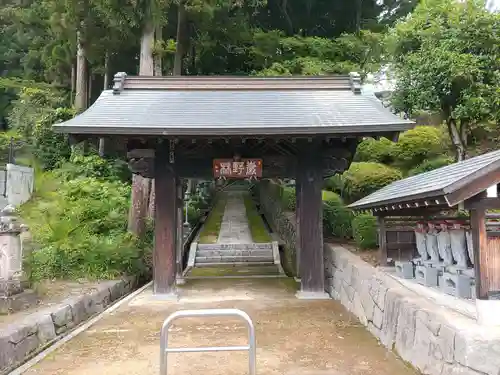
[408,156,454,176]
[352,214,378,249]
[354,137,396,164]
[324,174,344,195]
[0,130,24,164]
[21,157,152,282]
[323,197,354,239]
[281,186,296,211]
[55,154,131,182]
[393,126,446,169]
[32,107,73,170]
[342,162,402,203]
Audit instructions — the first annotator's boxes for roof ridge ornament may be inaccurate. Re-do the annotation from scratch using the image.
[349,72,362,94]
[113,72,127,95]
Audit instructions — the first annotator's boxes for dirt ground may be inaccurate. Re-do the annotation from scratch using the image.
[0,280,102,328]
[23,278,417,375]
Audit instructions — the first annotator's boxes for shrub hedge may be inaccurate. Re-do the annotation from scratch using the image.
[342,162,402,203]
[408,156,454,176]
[354,137,396,164]
[352,214,378,249]
[393,126,445,169]
[21,154,152,282]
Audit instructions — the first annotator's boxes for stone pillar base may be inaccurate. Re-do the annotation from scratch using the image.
[295,291,330,300]
[151,292,179,302]
[477,299,500,326]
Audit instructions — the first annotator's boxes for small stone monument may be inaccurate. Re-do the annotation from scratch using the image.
[441,220,473,298]
[0,205,35,314]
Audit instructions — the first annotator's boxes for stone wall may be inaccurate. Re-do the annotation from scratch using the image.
[325,244,500,375]
[0,277,137,373]
[257,182,297,276]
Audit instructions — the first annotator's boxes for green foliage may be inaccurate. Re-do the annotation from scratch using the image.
[31,107,73,170]
[323,194,354,239]
[21,157,151,281]
[243,195,272,243]
[343,162,403,203]
[354,137,396,164]
[408,156,454,176]
[324,175,344,196]
[281,186,296,211]
[55,154,131,182]
[388,0,500,159]
[0,130,24,164]
[198,196,227,244]
[393,126,446,169]
[352,214,378,249]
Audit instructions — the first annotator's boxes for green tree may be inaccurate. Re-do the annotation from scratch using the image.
[388,0,500,161]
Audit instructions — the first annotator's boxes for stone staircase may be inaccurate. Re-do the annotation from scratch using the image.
[184,190,284,278]
[195,243,276,267]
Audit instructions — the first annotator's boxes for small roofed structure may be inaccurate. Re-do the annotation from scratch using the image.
[53,72,414,300]
[349,150,500,324]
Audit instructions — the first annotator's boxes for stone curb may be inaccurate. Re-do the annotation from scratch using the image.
[324,244,500,375]
[0,276,137,374]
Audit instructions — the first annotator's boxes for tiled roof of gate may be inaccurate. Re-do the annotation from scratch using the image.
[349,149,500,210]
[52,73,413,136]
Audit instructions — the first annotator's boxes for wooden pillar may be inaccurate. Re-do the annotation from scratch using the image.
[154,143,177,295]
[377,216,388,266]
[471,207,489,299]
[295,178,302,278]
[296,142,327,297]
[176,179,184,284]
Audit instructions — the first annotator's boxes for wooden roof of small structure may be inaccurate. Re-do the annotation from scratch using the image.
[349,149,500,212]
[52,72,413,137]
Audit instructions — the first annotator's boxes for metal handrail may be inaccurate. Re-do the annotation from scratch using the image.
[159,308,256,375]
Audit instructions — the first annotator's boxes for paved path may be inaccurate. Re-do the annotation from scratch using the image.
[24,278,418,375]
[217,192,253,244]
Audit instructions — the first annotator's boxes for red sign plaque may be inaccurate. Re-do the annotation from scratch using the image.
[213,159,263,179]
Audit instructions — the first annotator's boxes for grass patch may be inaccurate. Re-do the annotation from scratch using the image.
[243,194,272,243]
[198,196,227,244]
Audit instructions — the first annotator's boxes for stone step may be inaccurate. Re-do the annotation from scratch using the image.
[188,264,281,277]
[197,249,273,258]
[197,243,273,251]
[193,261,276,268]
[195,255,275,264]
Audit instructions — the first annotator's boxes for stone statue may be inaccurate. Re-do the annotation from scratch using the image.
[425,222,440,263]
[437,222,453,266]
[449,221,468,269]
[415,222,429,262]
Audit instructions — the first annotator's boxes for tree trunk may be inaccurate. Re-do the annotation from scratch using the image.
[99,52,109,157]
[140,19,155,76]
[154,26,163,76]
[173,1,187,75]
[74,28,88,113]
[148,26,164,220]
[129,18,155,236]
[447,117,467,162]
[128,176,151,237]
[70,62,76,106]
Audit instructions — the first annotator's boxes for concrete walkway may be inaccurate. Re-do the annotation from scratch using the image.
[23,278,418,375]
[217,192,253,244]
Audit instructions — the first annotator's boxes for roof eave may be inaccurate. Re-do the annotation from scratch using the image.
[52,122,414,136]
[348,188,447,211]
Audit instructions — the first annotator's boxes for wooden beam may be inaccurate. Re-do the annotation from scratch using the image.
[297,142,325,294]
[446,168,500,207]
[465,197,500,210]
[153,144,177,295]
[377,216,388,266]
